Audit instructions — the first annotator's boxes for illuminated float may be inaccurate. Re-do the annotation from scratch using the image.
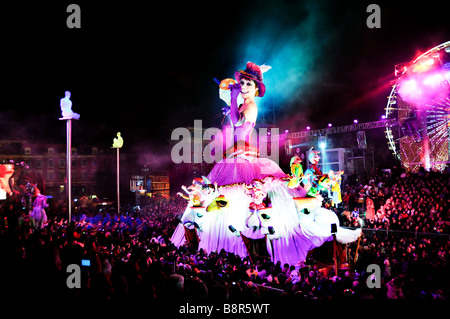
[171,62,361,265]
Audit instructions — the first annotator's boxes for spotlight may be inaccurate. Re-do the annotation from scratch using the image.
[353,119,358,124]
[306,126,311,130]
[318,136,326,149]
[426,58,435,66]
[328,123,332,127]
[381,115,386,119]
[285,129,289,133]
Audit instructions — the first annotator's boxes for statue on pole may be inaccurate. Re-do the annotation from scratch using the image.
[112,132,123,214]
[112,132,124,148]
[59,90,79,222]
[60,91,80,120]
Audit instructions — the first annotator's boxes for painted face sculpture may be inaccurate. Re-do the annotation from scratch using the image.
[245,179,266,206]
[181,206,205,230]
[309,150,321,165]
[243,179,275,237]
[239,78,258,99]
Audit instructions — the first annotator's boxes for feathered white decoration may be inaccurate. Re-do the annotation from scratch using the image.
[259,64,272,74]
[245,61,272,74]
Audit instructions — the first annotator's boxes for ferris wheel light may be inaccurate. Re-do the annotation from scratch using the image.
[387,41,450,169]
[412,57,438,73]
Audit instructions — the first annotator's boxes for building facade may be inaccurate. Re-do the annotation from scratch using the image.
[0,139,118,202]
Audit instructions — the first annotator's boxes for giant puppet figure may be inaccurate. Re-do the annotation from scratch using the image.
[171,62,360,265]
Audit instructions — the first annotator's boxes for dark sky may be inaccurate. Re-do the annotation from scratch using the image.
[2,0,449,156]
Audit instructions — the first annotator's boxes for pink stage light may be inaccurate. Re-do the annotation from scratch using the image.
[423,73,445,87]
[399,78,421,101]
[306,126,311,130]
[399,70,449,105]
[444,71,450,82]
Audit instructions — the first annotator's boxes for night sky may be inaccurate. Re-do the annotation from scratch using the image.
[2,1,449,165]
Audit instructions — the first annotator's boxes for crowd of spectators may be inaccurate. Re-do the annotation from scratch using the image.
[339,167,450,235]
[0,168,449,308]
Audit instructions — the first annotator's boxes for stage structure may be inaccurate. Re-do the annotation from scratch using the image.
[283,119,397,174]
[385,41,450,171]
[286,119,398,139]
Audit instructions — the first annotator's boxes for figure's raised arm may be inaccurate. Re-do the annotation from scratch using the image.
[229,83,242,125]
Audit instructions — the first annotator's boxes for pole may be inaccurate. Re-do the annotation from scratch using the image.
[354,235,362,263]
[414,108,431,170]
[372,146,375,169]
[66,119,72,223]
[117,147,120,214]
[333,234,339,276]
[363,149,366,171]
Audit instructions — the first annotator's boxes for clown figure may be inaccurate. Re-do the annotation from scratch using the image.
[306,147,322,176]
[243,179,274,236]
[200,178,220,209]
[287,155,304,188]
[302,147,322,195]
[328,170,344,207]
[177,178,204,207]
[245,179,267,210]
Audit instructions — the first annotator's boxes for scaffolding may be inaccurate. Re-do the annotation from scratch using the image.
[287,119,398,139]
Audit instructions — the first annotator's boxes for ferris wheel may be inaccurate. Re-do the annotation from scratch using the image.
[385,41,450,171]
